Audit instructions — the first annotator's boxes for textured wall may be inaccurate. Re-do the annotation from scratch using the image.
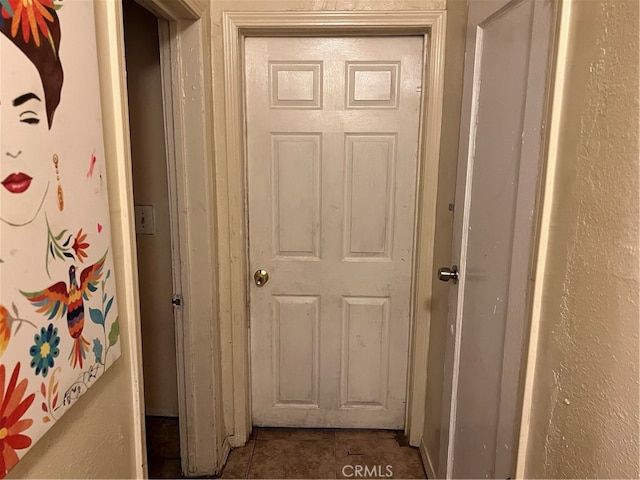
[525,0,639,477]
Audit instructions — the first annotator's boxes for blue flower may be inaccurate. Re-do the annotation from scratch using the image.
[92,338,103,364]
[29,323,60,377]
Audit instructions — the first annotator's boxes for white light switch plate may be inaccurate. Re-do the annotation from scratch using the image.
[134,205,155,235]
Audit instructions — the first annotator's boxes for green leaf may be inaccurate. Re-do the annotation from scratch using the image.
[108,318,120,347]
[93,338,103,363]
[89,308,104,327]
[54,229,68,241]
[105,297,114,319]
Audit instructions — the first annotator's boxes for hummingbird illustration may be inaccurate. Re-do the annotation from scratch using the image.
[21,252,107,369]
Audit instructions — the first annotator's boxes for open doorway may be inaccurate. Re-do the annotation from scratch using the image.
[122,0,181,476]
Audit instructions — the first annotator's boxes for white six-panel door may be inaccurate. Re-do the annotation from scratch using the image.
[245,36,423,428]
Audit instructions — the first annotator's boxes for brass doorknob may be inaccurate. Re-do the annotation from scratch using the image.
[254,269,269,286]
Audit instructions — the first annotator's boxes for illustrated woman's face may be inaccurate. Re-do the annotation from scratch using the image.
[1,35,52,227]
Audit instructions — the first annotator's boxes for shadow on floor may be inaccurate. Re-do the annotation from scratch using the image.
[146,417,427,479]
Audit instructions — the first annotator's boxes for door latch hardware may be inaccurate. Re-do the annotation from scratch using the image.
[171,295,182,307]
[438,265,459,284]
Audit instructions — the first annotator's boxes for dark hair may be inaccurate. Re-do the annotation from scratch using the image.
[1,9,64,128]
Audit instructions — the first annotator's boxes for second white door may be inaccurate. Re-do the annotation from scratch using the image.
[440,0,555,477]
[246,36,423,428]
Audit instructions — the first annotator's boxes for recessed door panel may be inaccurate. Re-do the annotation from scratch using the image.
[272,134,321,258]
[273,296,319,406]
[340,296,390,408]
[270,62,323,109]
[344,134,396,260]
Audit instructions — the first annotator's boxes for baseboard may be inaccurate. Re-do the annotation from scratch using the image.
[217,435,233,475]
[419,438,437,479]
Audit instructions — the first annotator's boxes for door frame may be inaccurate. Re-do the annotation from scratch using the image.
[220,10,447,447]
[130,0,228,476]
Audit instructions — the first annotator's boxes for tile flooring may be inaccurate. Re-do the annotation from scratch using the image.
[146,417,427,479]
[146,417,182,479]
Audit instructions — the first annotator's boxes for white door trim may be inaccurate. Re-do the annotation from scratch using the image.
[94,3,147,477]
[515,0,570,476]
[127,0,229,476]
[220,10,447,447]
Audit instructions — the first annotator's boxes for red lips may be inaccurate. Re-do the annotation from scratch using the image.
[2,173,32,194]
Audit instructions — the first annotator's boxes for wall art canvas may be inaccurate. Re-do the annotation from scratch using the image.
[0,0,121,475]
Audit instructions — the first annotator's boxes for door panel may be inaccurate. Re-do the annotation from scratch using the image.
[272,134,321,258]
[246,36,423,428]
[345,134,396,259]
[441,0,554,477]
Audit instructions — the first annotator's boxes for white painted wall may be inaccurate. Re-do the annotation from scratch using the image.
[7,2,146,478]
[123,0,179,418]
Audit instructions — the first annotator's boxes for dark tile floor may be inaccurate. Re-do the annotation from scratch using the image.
[146,416,182,479]
[146,416,427,479]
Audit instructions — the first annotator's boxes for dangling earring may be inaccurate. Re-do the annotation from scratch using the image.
[53,154,64,211]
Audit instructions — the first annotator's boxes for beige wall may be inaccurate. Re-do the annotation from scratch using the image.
[421,0,467,474]
[123,0,179,417]
[524,0,639,477]
[8,363,141,479]
[8,2,146,478]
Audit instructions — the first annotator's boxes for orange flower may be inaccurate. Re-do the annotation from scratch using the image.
[0,307,9,359]
[72,229,89,263]
[2,0,54,48]
[0,363,35,477]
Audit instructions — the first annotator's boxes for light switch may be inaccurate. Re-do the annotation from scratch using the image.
[134,205,155,235]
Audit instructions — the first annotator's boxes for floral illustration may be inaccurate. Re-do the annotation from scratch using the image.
[71,229,89,263]
[92,338,102,364]
[1,0,120,474]
[0,306,9,359]
[0,304,36,358]
[0,0,12,19]
[21,252,107,369]
[39,366,61,424]
[45,217,92,277]
[1,0,55,48]
[0,363,35,477]
[89,269,119,366]
[29,323,60,377]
